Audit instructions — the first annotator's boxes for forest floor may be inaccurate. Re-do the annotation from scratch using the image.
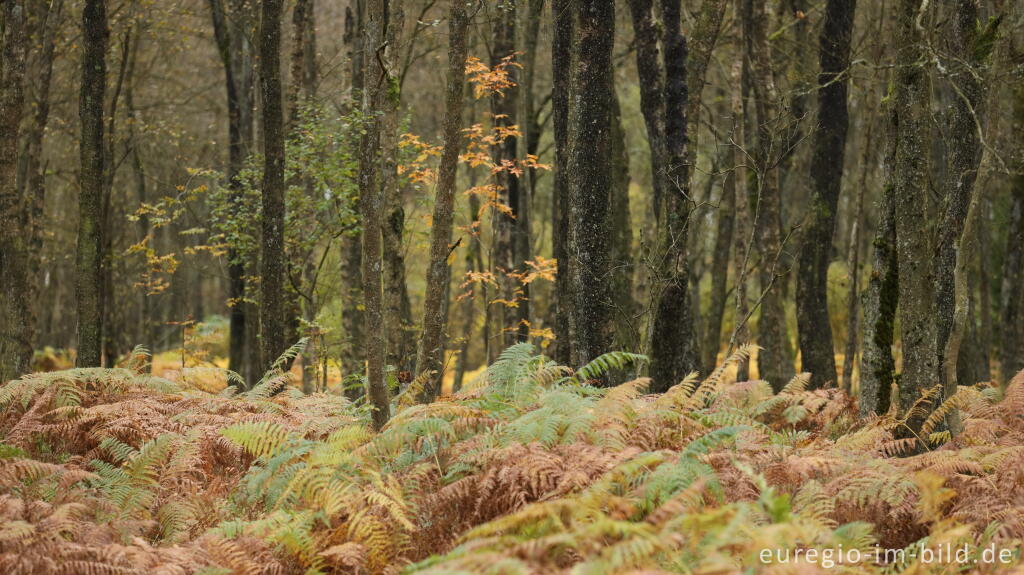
[1,345,1022,574]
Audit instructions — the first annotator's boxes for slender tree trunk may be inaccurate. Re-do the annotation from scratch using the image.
[935,0,985,401]
[513,0,542,341]
[566,0,614,369]
[490,2,518,350]
[551,0,572,366]
[859,105,899,416]
[795,0,855,388]
[209,0,256,383]
[841,130,870,393]
[703,143,735,373]
[258,0,287,370]
[359,0,399,430]
[75,0,108,368]
[892,0,936,432]
[746,0,793,390]
[608,82,636,355]
[728,12,752,381]
[0,0,31,381]
[16,0,62,375]
[341,0,365,393]
[381,0,411,373]
[125,23,151,368]
[415,0,469,402]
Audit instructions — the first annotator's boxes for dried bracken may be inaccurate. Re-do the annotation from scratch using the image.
[2,345,1024,573]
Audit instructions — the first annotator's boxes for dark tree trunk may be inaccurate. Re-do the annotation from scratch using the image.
[647,0,700,392]
[209,0,256,383]
[551,0,572,366]
[0,0,30,380]
[124,23,150,369]
[258,0,287,370]
[490,2,519,352]
[795,0,855,389]
[1001,156,1024,382]
[75,0,108,368]
[415,0,469,402]
[892,0,936,432]
[566,0,614,369]
[703,143,735,373]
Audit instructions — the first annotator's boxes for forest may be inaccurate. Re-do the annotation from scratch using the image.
[2,0,1024,572]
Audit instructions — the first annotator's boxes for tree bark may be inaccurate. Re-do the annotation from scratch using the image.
[489,1,518,352]
[859,105,899,416]
[892,0,936,432]
[551,0,572,366]
[795,0,855,389]
[415,0,469,402]
[359,0,400,430]
[381,0,412,373]
[258,0,287,371]
[0,0,30,381]
[566,0,614,369]
[703,142,735,373]
[209,0,256,383]
[75,0,108,368]
[608,82,636,356]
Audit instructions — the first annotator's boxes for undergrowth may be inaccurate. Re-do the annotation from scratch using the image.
[1,343,1023,573]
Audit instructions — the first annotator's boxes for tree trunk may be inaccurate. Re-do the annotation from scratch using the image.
[489,2,518,352]
[892,0,936,432]
[341,0,365,395]
[359,0,400,430]
[566,0,614,369]
[0,0,31,381]
[75,0,108,368]
[859,105,899,417]
[703,142,735,373]
[795,0,855,389]
[551,0,572,366]
[258,0,287,370]
[746,0,794,390]
[728,10,752,381]
[1001,140,1024,381]
[381,0,412,373]
[608,82,636,356]
[415,0,469,402]
[935,0,985,401]
[646,0,700,392]
[209,0,256,383]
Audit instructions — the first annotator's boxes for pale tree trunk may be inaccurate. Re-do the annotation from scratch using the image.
[381,0,412,373]
[258,0,288,370]
[795,0,855,389]
[415,0,469,402]
[0,0,30,380]
[125,22,150,369]
[358,0,400,430]
[76,0,108,368]
[703,139,734,374]
[566,0,614,369]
